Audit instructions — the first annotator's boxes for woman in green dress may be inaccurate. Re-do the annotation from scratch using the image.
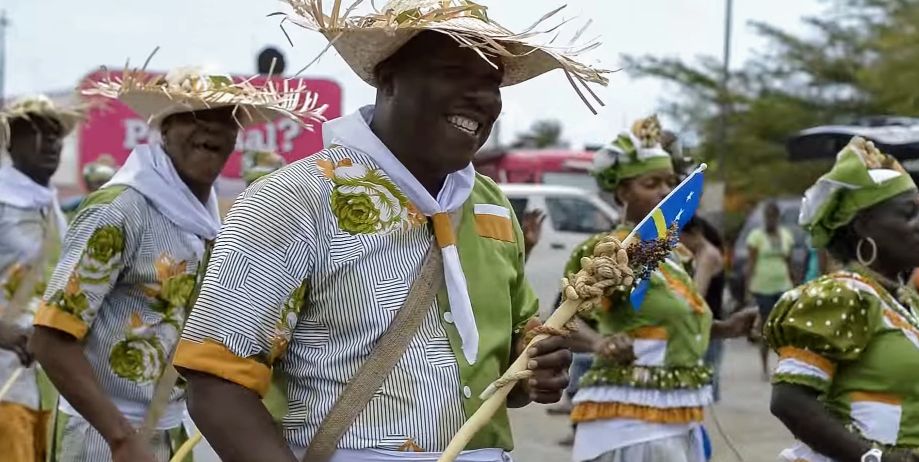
[766,136,919,462]
[566,116,756,462]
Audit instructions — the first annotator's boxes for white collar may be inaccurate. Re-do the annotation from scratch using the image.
[104,144,221,240]
[0,165,68,241]
[322,106,480,364]
[323,105,476,215]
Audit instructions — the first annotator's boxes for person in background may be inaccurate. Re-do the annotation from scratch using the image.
[0,95,81,462]
[566,115,757,462]
[803,235,829,283]
[550,128,696,442]
[681,217,726,402]
[30,67,323,462]
[766,137,919,462]
[746,201,795,379]
[521,209,546,261]
[241,150,286,186]
[62,155,118,217]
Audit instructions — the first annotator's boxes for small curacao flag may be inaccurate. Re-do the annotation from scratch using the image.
[628,164,706,309]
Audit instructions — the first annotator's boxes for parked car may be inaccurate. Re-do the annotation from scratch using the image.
[728,198,809,305]
[476,148,597,187]
[786,117,919,183]
[499,184,620,318]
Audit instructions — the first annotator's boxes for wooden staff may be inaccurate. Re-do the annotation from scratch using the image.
[169,430,201,462]
[138,242,213,442]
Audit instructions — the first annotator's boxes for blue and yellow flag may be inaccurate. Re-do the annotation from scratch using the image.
[628,165,706,309]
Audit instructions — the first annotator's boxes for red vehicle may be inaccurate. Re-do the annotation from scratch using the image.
[474,148,597,189]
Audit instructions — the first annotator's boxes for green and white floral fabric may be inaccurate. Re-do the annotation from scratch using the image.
[35,185,208,428]
[242,150,286,186]
[176,144,537,453]
[766,267,919,458]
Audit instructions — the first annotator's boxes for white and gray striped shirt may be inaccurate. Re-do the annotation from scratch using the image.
[37,186,206,421]
[0,203,56,410]
[179,148,470,450]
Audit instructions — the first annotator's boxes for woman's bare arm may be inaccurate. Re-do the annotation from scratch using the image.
[771,383,874,462]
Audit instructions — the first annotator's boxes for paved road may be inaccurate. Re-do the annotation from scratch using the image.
[508,339,792,462]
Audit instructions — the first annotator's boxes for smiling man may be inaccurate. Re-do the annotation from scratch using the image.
[29,67,324,462]
[0,95,81,462]
[172,2,608,462]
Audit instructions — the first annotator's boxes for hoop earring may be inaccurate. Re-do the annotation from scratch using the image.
[857,237,878,267]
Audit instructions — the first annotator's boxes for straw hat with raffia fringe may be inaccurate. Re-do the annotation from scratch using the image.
[276,0,611,113]
[0,95,84,150]
[82,63,328,129]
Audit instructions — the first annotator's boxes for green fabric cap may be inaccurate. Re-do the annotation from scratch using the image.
[592,116,674,192]
[801,136,917,248]
[242,150,286,185]
[82,154,118,184]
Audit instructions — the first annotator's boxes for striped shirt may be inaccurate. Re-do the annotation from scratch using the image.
[175,146,538,452]
[35,186,207,423]
[0,203,57,410]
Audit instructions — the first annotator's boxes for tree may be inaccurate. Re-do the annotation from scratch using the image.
[624,0,919,236]
[512,119,567,149]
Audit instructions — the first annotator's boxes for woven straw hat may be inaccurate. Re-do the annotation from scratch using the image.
[278,0,610,112]
[0,95,83,149]
[82,64,328,129]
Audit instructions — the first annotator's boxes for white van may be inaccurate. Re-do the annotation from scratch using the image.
[498,184,620,318]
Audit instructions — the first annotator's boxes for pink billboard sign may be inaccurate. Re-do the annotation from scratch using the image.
[78,70,342,178]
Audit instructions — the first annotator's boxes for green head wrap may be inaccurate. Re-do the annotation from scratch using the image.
[242,150,286,185]
[592,115,674,192]
[82,154,117,185]
[800,136,917,248]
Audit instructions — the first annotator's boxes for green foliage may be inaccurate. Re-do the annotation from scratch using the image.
[624,0,919,234]
[512,119,567,149]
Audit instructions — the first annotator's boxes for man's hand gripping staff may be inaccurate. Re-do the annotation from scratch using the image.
[438,234,636,462]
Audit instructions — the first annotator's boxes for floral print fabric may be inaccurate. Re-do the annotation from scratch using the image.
[318,157,426,235]
[36,186,207,405]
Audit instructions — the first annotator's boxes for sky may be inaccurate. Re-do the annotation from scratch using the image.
[3,0,828,148]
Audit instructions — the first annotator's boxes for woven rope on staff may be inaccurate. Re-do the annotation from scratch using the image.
[563,235,633,312]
